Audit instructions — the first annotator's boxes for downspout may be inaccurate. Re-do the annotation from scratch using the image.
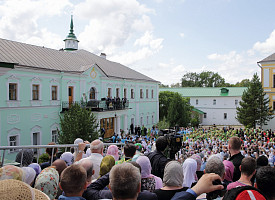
[59,72,64,114]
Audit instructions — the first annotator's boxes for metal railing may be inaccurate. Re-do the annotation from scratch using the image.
[62,100,129,112]
[0,143,125,167]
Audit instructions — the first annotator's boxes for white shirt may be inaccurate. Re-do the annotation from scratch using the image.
[81,153,103,180]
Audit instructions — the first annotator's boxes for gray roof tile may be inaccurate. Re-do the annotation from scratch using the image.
[0,38,157,82]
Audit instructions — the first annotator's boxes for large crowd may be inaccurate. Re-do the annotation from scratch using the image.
[0,127,275,200]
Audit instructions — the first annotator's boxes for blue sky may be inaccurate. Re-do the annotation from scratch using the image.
[1,0,275,85]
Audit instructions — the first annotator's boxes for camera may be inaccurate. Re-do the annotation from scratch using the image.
[206,180,227,200]
[160,129,182,160]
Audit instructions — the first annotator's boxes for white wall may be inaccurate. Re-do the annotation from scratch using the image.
[190,96,242,126]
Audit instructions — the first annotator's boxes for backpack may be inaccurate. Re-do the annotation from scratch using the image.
[223,186,267,200]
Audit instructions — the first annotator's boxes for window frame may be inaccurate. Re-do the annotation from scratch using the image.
[9,83,17,100]
[51,85,58,100]
[32,84,40,100]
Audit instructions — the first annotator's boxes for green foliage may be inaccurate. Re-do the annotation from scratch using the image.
[157,117,170,130]
[236,73,274,128]
[181,71,229,87]
[234,79,251,87]
[38,153,49,164]
[191,113,200,127]
[59,103,99,144]
[159,91,177,120]
[167,93,192,127]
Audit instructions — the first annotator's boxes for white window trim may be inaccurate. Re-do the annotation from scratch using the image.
[51,123,59,143]
[123,88,127,99]
[116,88,120,98]
[6,75,21,107]
[30,125,42,146]
[89,87,97,100]
[107,87,112,98]
[7,128,21,153]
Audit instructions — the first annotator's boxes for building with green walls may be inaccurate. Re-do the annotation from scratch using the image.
[0,17,159,161]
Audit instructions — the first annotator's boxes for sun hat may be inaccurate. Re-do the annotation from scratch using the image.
[0,179,50,200]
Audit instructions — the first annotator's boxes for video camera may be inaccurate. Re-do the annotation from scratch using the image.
[206,180,227,200]
[160,128,182,160]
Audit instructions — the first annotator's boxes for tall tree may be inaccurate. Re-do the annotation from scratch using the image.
[159,91,177,120]
[234,79,251,87]
[167,93,192,127]
[236,74,273,128]
[59,103,99,144]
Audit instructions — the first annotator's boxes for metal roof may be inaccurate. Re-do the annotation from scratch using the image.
[159,87,246,97]
[0,38,157,82]
[258,52,275,63]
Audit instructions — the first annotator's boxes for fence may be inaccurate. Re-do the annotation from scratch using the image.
[0,143,125,167]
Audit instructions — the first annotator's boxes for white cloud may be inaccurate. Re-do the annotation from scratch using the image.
[75,0,157,55]
[179,33,185,38]
[253,29,275,54]
[0,0,72,49]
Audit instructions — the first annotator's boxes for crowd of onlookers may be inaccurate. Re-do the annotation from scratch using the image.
[0,127,275,200]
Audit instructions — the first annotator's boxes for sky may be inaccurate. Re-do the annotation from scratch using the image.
[1,0,275,86]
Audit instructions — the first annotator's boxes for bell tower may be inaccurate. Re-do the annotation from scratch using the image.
[64,15,79,51]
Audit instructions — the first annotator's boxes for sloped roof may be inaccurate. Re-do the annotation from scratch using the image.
[159,87,246,97]
[0,38,157,82]
[258,53,275,63]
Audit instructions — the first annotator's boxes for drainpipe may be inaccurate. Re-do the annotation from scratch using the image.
[58,72,64,115]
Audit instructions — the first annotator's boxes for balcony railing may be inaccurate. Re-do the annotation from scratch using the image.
[62,99,129,112]
[0,143,125,167]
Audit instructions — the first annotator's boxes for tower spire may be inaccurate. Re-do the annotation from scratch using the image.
[63,15,79,51]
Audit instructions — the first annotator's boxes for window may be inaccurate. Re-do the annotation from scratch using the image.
[273,101,275,109]
[152,115,154,124]
[140,89,143,99]
[108,88,112,98]
[235,99,238,105]
[224,113,227,120]
[131,89,134,99]
[9,135,18,152]
[9,83,17,100]
[147,116,149,125]
[124,88,127,99]
[204,113,207,118]
[52,86,57,100]
[151,90,154,99]
[32,84,39,100]
[140,117,143,126]
[90,87,96,100]
[273,74,275,88]
[213,99,216,105]
[196,99,198,105]
[146,89,149,98]
[116,88,119,97]
[52,130,58,143]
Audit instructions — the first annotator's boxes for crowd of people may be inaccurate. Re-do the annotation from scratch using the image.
[0,127,275,200]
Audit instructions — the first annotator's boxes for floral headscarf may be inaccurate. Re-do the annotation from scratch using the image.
[15,149,34,166]
[0,165,24,181]
[99,155,115,177]
[106,145,119,161]
[34,167,59,200]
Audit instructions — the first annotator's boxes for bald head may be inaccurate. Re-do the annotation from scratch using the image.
[52,159,67,176]
[90,139,104,154]
[78,159,94,184]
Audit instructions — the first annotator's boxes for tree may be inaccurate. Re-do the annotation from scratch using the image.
[157,117,170,130]
[234,79,251,87]
[181,71,229,87]
[58,103,99,144]
[159,91,177,120]
[191,113,200,128]
[236,73,273,128]
[167,93,192,127]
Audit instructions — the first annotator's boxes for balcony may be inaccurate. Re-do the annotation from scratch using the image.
[62,99,129,112]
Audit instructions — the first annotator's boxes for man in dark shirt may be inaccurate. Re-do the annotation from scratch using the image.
[146,136,169,179]
[228,136,244,182]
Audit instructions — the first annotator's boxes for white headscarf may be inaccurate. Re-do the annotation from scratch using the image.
[182,158,197,188]
[22,167,36,185]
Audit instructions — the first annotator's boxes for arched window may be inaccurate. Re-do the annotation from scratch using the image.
[90,87,96,100]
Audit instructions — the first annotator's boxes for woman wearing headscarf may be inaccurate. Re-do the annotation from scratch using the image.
[34,166,59,200]
[106,145,120,161]
[28,163,42,176]
[136,156,163,192]
[99,155,115,177]
[154,161,188,200]
[182,158,197,188]
[15,149,34,166]
[0,165,24,181]
[223,160,234,186]
[22,167,36,185]
[60,152,74,166]
[191,154,203,180]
